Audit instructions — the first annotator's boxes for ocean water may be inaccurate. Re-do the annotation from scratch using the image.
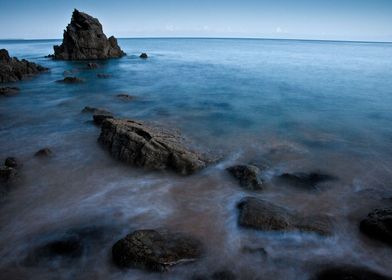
[0,38,392,279]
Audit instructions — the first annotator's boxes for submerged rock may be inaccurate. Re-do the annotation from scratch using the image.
[34,148,53,157]
[360,207,392,245]
[86,62,99,69]
[112,229,202,272]
[53,9,125,60]
[0,49,48,83]
[140,53,148,59]
[237,197,332,235]
[56,76,84,84]
[116,93,135,101]
[0,87,19,97]
[97,73,111,78]
[226,164,263,191]
[93,113,114,125]
[98,118,208,175]
[277,171,336,190]
[313,265,392,280]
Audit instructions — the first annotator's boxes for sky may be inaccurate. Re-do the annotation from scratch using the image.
[0,0,391,42]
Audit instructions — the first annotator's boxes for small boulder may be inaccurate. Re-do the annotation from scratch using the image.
[139,53,148,59]
[112,229,203,272]
[360,207,392,245]
[4,157,20,168]
[34,148,53,157]
[0,87,19,97]
[277,171,336,190]
[56,77,84,84]
[116,93,134,101]
[313,265,392,280]
[226,165,263,191]
[237,197,332,235]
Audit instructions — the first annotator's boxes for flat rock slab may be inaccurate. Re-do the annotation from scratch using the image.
[98,118,208,175]
[112,229,203,272]
[360,207,392,246]
[0,49,48,83]
[226,164,263,191]
[237,197,332,235]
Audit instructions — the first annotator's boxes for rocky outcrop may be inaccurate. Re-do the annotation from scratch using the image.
[226,165,263,191]
[0,49,48,83]
[360,207,392,245]
[53,9,125,60]
[112,229,203,272]
[313,265,392,280]
[93,113,113,125]
[98,118,208,175]
[97,73,111,79]
[0,87,19,96]
[237,197,332,235]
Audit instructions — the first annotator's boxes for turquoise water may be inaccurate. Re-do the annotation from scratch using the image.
[1,38,392,279]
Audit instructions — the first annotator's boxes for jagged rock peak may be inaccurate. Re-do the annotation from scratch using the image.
[53,9,125,60]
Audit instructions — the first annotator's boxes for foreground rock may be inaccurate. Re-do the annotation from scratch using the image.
[56,77,84,84]
[112,229,202,272]
[98,118,208,175]
[237,197,332,235]
[140,53,148,59]
[53,9,125,60]
[226,165,263,191]
[0,87,19,96]
[34,148,53,157]
[277,171,336,190]
[313,265,392,280]
[0,49,48,83]
[360,207,392,245]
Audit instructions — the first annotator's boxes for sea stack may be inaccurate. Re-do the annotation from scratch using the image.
[53,9,125,60]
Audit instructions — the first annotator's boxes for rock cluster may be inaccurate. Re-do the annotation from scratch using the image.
[53,9,125,60]
[112,229,202,272]
[0,49,48,83]
[98,118,208,175]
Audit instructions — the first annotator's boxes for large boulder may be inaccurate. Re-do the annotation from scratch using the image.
[237,197,332,235]
[313,265,392,280]
[226,164,263,191]
[0,49,48,83]
[53,9,125,60]
[112,229,203,272]
[98,118,208,175]
[360,207,392,245]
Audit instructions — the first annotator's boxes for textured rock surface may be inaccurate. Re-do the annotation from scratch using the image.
[0,87,19,96]
[313,265,392,280]
[360,207,392,245]
[98,118,207,175]
[237,197,332,235]
[112,229,202,272]
[0,49,47,83]
[226,164,263,191]
[53,9,125,60]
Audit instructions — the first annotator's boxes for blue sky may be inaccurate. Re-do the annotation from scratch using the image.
[0,0,391,41]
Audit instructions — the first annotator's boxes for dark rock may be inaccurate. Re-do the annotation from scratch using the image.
[277,171,336,190]
[97,73,111,78]
[93,113,114,125]
[82,106,111,115]
[360,207,392,245]
[0,166,18,183]
[226,165,263,191]
[4,157,20,168]
[116,93,135,101]
[34,148,53,157]
[38,236,83,259]
[140,53,148,59]
[44,54,55,58]
[0,49,48,83]
[112,229,203,272]
[86,62,99,69]
[0,87,19,97]
[56,76,84,84]
[237,197,332,235]
[98,118,208,175]
[313,265,392,280]
[53,9,125,60]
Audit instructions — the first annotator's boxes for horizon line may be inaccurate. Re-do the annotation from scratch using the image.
[0,36,391,44]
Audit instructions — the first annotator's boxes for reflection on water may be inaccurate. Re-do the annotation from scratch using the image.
[1,38,392,279]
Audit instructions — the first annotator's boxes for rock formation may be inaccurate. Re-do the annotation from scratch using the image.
[53,9,125,60]
[360,207,392,245]
[226,164,263,191]
[0,49,48,83]
[98,118,208,175]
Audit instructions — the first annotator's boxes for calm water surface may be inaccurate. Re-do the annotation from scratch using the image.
[1,38,392,279]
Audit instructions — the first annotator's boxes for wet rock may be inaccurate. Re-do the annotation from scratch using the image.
[34,148,53,157]
[82,106,111,115]
[0,87,19,97]
[112,229,203,272]
[237,197,332,235]
[86,62,99,69]
[44,54,55,58]
[116,93,135,101]
[56,76,84,84]
[226,165,263,191]
[93,113,114,125]
[53,9,125,60]
[97,73,111,78]
[140,53,148,59]
[0,49,48,83]
[0,166,18,183]
[277,171,336,190]
[4,157,20,168]
[98,118,208,175]
[313,265,392,280]
[360,207,392,245]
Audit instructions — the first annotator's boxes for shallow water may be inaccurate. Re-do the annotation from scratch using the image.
[1,38,392,279]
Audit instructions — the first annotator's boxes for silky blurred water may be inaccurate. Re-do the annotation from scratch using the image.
[0,38,392,279]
